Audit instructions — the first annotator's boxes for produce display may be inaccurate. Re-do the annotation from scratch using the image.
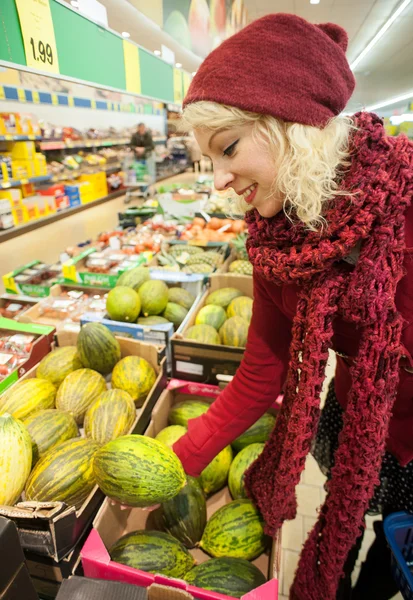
[232,413,277,452]
[36,345,83,387]
[111,356,156,405]
[0,331,37,382]
[155,244,227,275]
[24,409,79,465]
[84,390,136,445]
[56,368,107,424]
[0,378,56,420]
[228,443,265,500]
[0,413,32,505]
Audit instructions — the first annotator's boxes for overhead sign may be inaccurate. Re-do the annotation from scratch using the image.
[123,40,141,95]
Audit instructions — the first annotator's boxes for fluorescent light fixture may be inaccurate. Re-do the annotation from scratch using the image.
[310,0,320,4]
[175,62,182,68]
[350,0,412,71]
[70,0,79,6]
[121,31,130,38]
[154,50,161,56]
[390,114,413,125]
[366,89,413,111]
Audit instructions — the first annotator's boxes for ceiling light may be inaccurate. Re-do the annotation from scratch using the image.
[366,89,413,112]
[121,32,130,38]
[175,62,182,68]
[70,0,79,6]
[350,0,412,71]
[154,50,161,56]
[310,0,320,4]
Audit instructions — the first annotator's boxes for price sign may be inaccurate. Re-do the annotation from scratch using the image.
[68,96,74,107]
[32,91,40,104]
[51,93,58,106]
[15,0,60,74]
[0,87,5,101]
[123,40,141,95]
[17,89,26,102]
[91,99,96,110]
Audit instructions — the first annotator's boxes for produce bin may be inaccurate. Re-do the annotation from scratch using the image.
[0,332,167,563]
[81,381,278,600]
[171,274,253,384]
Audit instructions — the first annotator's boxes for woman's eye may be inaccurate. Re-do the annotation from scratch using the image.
[223,140,238,157]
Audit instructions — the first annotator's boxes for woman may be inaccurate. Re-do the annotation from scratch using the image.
[173,13,413,600]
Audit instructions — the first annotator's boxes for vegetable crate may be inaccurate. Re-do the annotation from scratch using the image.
[384,512,413,599]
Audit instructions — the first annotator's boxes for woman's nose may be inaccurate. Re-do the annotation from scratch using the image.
[214,168,235,192]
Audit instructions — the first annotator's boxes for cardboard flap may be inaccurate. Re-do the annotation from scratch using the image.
[148,583,193,600]
[241,579,278,600]
[56,576,148,599]
[80,529,111,564]
[2,502,67,519]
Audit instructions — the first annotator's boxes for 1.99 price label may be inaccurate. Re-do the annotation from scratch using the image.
[30,37,54,65]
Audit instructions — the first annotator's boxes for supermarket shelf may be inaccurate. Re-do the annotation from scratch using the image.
[0,175,51,189]
[39,137,166,151]
[0,190,125,243]
[0,135,42,142]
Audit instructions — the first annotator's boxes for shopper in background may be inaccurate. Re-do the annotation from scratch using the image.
[173,13,413,600]
[130,122,155,159]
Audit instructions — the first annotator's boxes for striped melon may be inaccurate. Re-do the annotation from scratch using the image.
[205,288,243,309]
[56,368,107,424]
[232,413,276,452]
[116,266,150,291]
[185,557,267,598]
[0,378,56,421]
[110,530,195,578]
[23,409,79,465]
[168,400,209,427]
[185,324,221,345]
[219,316,249,347]
[36,346,82,388]
[200,499,267,560]
[227,296,253,323]
[200,445,233,495]
[155,425,187,448]
[111,356,156,407]
[93,435,186,506]
[25,438,99,509]
[228,443,265,500]
[155,476,207,548]
[0,413,32,505]
[138,316,169,326]
[77,323,121,375]
[168,287,195,310]
[84,390,136,445]
[163,302,188,328]
[195,305,226,331]
[138,280,169,316]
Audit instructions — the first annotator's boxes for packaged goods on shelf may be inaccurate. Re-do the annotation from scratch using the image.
[0,112,41,138]
[3,260,62,297]
[40,184,70,211]
[0,200,14,230]
[79,172,108,202]
[0,296,38,320]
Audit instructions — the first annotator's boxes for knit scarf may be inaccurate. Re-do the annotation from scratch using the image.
[244,112,413,600]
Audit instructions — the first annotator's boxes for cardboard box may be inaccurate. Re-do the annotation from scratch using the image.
[171,274,252,384]
[0,332,167,562]
[0,295,38,320]
[2,259,60,298]
[81,383,278,600]
[0,517,25,592]
[0,563,38,600]
[56,576,148,600]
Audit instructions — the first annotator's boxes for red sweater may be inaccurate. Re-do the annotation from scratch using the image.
[174,202,413,475]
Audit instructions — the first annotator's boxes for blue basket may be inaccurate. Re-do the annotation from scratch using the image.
[384,512,413,599]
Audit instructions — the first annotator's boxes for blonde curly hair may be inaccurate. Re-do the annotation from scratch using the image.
[179,101,355,230]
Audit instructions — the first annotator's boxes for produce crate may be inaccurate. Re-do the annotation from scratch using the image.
[384,512,413,599]
[171,274,252,384]
[81,381,278,600]
[3,260,62,298]
[0,332,167,563]
[0,294,39,320]
[0,517,37,600]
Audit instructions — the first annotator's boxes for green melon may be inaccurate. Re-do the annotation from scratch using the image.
[84,389,136,445]
[138,280,169,316]
[23,409,79,465]
[232,413,276,452]
[205,287,243,309]
[163,302,188,328]
[200,445,233,495]
[185,324,221,344]
[56,368,107,424]
[77,323,121,375]
[219,316,249,347]
[168,287,195,310]
[110,530,195,578]
[195,305,226,330]
[116,266,150,291]
[0,379,56,421]
[200,499,267,560]
[185,557,267,598]
[137,316,169,326]
[228,443,265,499]
[0,413,32,505]
[106,287,141,322]
[155,425,187,448]
[168,400,209,427]
[111,356,156,407]
[227,296,253,323]
[93,435,186,506]
[36,346,82,388]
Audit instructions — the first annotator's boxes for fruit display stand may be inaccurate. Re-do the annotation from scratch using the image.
[81,381,278,600]
[0,332,167,564]
[171,275,253,384]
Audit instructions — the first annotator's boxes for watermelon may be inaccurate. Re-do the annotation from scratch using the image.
[200,445,233,495]
[205,288,243,309]
[185,324,221,345]
[0,378,56,421]
[155,476,207,548]
[155,425,187,448]
[195,305,226,330]
[77,323,121,375]
[168,287,195,310]
[0,413,32,505]
[138,280,169,316]
[56,368,107,424]
[84,389,136,445]
[110,530,195,578]
[93,435,186,506]
[200,499,267,560]
[36,346,82,388]
[111,356,156,407]
[219,316,249,347]
[227,296,253,323]
[138,316,169,326]
[116,266,150,291]
[163,302,188,328]
[185,557,267,598]
[232,413,276,452]
[106,287,141,322]
[23,409,79,465]
[25,438,99,509]
[168,400,209,427]
[228,443,265,499]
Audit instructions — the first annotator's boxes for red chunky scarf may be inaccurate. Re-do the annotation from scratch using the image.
[244,112,413,599]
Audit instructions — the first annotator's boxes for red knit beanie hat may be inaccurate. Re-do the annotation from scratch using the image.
[183,13,356,128]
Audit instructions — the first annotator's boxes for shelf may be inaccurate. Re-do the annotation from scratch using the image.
[0,176,51,189]
[39,138,130,151]
[0,135,42,142]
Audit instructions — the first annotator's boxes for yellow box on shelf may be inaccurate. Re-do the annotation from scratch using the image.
[8,141,36,160]
[34,153,47,176]
[11,160,35,180]
[0,189,22,206]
